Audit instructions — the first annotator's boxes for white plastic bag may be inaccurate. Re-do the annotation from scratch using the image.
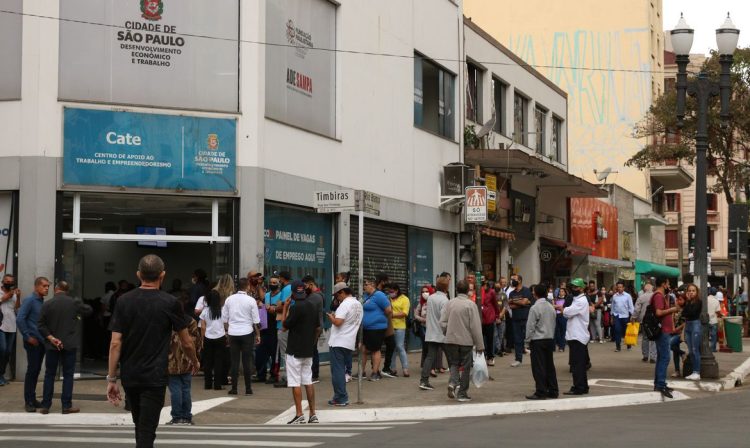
[471,350,489,388]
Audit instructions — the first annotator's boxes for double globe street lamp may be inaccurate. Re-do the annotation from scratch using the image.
[670,13,740,378]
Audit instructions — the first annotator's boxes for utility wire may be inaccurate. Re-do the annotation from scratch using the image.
[0,8,676,76]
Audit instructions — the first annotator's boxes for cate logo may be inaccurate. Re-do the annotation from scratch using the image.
[141,0,164,21]
[207,134,219,151]
[286,20,296,44]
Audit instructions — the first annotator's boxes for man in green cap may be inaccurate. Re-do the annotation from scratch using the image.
[562,278,590,395]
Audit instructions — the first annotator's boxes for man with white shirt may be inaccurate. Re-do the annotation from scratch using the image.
[611,281,634,352]
[707,288,722,352]
[562,278,590,395]
[326,282,362,406]
[222,278,261,395]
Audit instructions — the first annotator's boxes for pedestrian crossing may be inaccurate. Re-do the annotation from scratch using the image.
[0,422,417,447]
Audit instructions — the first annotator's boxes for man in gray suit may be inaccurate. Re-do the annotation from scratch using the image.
[37,281,92,414]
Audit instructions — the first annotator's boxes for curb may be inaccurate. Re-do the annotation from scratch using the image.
[0,397,235,426]
[265,391,690,424]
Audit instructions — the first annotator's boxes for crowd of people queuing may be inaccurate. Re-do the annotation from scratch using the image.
[7,251,750,447]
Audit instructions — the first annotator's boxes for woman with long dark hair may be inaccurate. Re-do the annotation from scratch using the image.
[200,288,227,390]
[682,283,703,380]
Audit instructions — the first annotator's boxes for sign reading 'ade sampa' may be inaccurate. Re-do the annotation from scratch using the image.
[59,0,239,112]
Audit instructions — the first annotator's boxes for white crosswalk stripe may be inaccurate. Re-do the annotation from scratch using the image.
[0,422,418,447]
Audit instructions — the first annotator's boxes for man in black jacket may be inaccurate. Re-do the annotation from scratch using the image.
[37,281,92,414]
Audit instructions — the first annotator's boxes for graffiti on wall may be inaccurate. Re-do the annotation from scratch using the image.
[506,28,653,194]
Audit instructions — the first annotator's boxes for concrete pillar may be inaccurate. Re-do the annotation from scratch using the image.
[336,213,350,274]
[239,167,265,274]
[15,157,57,379]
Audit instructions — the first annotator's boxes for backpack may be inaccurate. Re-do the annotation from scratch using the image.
[642,294,664,341]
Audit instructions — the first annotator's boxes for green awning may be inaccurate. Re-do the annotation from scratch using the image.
[635,260,680,277]
[634,259,681,290]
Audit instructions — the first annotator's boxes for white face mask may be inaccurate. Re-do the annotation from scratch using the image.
[422,292,429,299]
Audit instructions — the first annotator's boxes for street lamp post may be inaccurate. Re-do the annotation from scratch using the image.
[671,13,740,379]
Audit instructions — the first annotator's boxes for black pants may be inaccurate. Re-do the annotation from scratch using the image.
[420,342,442,382]
[530,339,558,396]
[482,324,495,359]
[504,318,514,352]
[202,336,226,388]
[254,328,277,381]
[383,334,396,372]
[567,340,589,393]
[124,385,166,448]
[229,333,255,392]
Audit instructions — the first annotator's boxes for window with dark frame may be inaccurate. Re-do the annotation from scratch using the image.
[707,193,718,212]
[513,92,528,145]
[466,62,482,123]
[534,106,547,155]
[665,229,679,249]
[665,193,681,212]
[414,53,455,139]
[492,77,505,135]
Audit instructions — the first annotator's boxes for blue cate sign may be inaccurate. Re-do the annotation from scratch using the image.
[63,107,237,192]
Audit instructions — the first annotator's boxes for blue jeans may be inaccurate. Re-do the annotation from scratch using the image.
[494,320,505,354]
[329,346,351,403]
[512,320,527,362]
[168,373,193,420]
[654,332,671,390]
[390,329,409,371]
[41,348,77,409]
[554,315,567,350]
[709,324,718,352]
[684,320,701,375]
[613,316,630,350]
[23,342,45,406]
[0,330,16,378]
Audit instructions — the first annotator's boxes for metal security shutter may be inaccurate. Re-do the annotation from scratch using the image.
[350,217,409,297]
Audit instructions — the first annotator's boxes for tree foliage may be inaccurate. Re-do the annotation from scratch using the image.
[627,48,750,203]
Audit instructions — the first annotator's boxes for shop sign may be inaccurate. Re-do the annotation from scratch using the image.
[59,0,239,111]
[465,186,487,223]
[540,249,553,262]
[485,173,497,213]
[266,0,337,137]
[63,108,237,192]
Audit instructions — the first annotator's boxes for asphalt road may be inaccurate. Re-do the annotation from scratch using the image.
[322,388,750,448]
[0,388,746,447]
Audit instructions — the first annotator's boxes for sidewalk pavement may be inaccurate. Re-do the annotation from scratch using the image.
[1,338,749,425]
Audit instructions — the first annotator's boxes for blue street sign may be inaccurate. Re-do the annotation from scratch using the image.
[63,108,237,192]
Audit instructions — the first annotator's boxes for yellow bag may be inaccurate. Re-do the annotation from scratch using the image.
[625,322,639,346]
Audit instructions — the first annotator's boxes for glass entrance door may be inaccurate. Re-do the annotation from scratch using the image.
[57,192,237,376]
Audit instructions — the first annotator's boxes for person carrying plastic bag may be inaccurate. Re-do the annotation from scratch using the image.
[439,279,484,402]
[625,322,640,347]
[472,351,489,388]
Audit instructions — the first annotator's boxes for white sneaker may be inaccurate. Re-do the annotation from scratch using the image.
[685,373,701,381]
[510,361,521,367]
[345,374,352,383]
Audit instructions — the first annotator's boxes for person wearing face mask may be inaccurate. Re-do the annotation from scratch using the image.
[508,274,533,367]
[480,280,500,366]
[256,275,281,384]
[386,283,410,377]
[562,278,590,395]
[361,275,392,381]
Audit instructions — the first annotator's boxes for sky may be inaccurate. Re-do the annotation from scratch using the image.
[664,0,750,55]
